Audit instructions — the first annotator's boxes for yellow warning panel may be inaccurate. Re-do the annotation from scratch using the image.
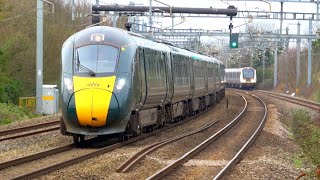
[42,96,54,101]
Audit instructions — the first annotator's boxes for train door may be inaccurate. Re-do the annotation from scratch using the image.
[139,48,147,106]
[193,59,206,97]
[164,51,173,102]
[204,61,208,94]
[143,48,167,106]
[189,57,194,98]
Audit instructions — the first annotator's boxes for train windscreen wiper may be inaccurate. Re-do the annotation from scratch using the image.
[76,51,96,77]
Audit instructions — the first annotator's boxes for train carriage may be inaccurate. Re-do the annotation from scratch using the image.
[225,67,256,90]
[60,26,225,143]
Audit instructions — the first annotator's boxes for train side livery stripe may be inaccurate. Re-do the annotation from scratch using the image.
[73,76,116,127]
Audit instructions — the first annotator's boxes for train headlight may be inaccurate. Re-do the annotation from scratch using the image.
[115,78,126,91]
[114,74,128,93]
[64,77,73,93]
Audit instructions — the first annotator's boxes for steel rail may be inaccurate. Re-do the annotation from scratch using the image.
[0,144,74,171]
[0,120,59,137]
[11,98,223,180]
[116,119,219,173]
[147,94,248,180]
[12,129,172,180]
[256,90,320,112]
[213,92,268,179]
[0,136,114,171]
[0,126,60,142]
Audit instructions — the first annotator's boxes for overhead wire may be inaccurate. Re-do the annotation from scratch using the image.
[27,12,93,27]
[0,9,36,22]
[0,7,92,27]
[30,14,93,27]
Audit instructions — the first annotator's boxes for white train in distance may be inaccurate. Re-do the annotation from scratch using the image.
[225,67,257,90]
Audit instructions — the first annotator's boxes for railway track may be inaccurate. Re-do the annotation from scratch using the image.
[0,133,149,179]
[255,90,320,112]
[213,92,267,179]
[115,90,267,179]
[0,100,220,179]
[116,92,245,175]
[116,119,220,173]
[0,120,60,142]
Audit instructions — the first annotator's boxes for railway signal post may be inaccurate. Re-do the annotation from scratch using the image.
[229,33,239,48]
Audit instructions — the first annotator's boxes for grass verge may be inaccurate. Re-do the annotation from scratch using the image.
[311,89,320,103]
[0,103,37,125]
[291,109,320,178]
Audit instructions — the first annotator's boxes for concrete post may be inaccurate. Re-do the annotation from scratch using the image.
[285,27,289,92]
[149,0,153,30]
[296,22,301,95]
[112,14,117,27]
[263,50,265,88]
[280,2,283,35]
[72,0,75,21]
[274,46,278,88]
[36,0,43,114]
[307,19,312,85]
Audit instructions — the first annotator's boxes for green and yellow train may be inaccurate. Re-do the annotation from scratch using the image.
[60,26,225,143]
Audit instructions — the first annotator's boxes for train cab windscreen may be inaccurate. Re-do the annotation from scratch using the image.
[75,45,119,74]
[242,69,254,79]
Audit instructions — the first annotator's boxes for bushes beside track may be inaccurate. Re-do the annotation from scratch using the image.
[0,0,93,105]
[311,89,320,103]
[0,103,36,125]
[291,109,320,176]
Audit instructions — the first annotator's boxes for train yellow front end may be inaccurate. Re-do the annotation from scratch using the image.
[73,76,116,127]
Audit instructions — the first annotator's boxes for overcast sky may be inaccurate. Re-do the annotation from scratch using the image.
[96,0,319,36]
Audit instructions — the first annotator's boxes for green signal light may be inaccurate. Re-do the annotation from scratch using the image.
[231,42,237,47]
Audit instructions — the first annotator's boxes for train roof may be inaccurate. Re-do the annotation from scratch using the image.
[225,67,256,73]
[123,28,220,64]
[165,45,220,64]
[130,35,172,52]
[67,26,221,64]
[130,35,215,62]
